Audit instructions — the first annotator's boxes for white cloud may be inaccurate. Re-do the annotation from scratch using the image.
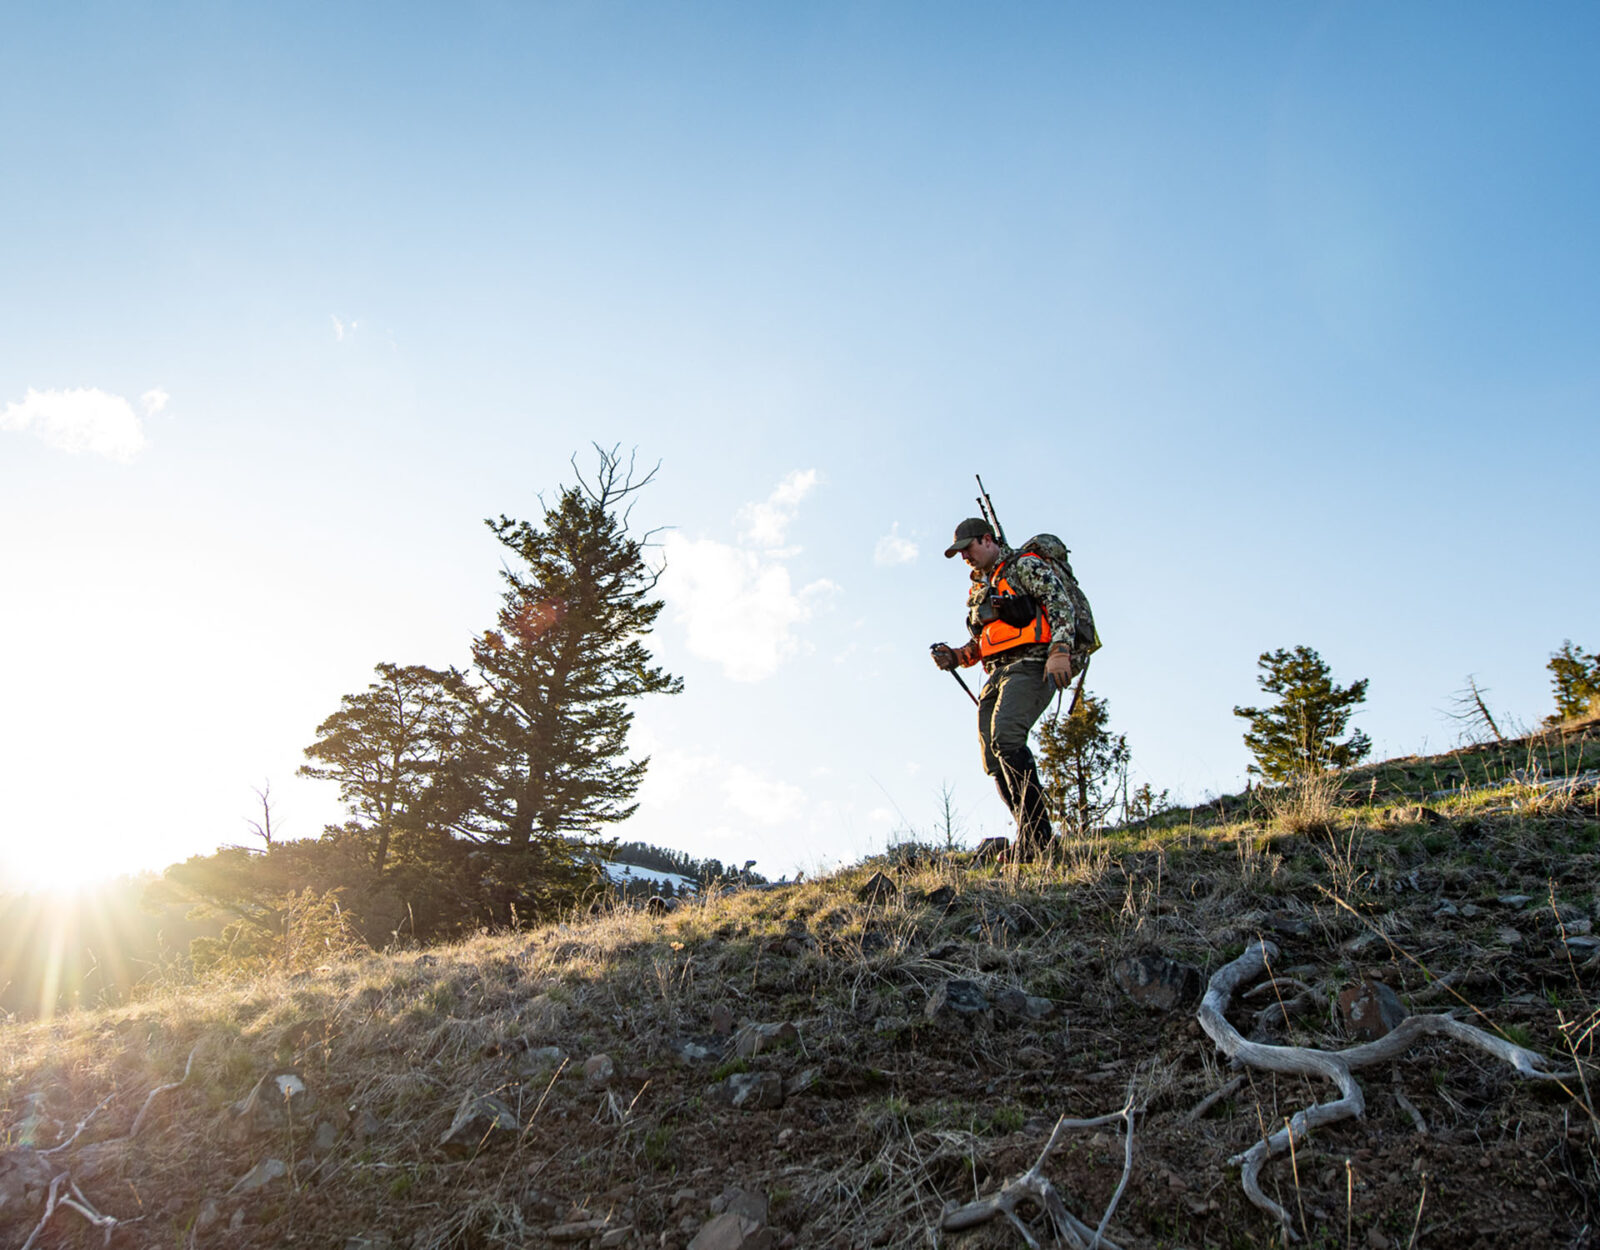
[663,534,836,681]
[662,469,835,682]
[331,315,345,341]
[1,387,151,461]
[140,388,169,417]
[873,523,918,566]
[737,469,819,548]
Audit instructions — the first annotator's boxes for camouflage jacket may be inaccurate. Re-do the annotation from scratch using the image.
[965,544,1080,673]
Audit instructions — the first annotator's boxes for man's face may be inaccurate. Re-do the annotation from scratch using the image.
[961,534,1000,572]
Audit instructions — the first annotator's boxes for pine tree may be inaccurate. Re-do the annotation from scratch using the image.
[454,447,682,863]
[298,663,471,872]
[1233,645,1370,781]
[1034,691,1130,835]
[1545,640,1600,726]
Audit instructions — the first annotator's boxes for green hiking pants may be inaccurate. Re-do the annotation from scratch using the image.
[976,655,1057,778]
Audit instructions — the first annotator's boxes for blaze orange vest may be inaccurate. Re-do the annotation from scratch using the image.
[977,561,1053,658]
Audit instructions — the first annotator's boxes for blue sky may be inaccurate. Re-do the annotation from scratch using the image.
[3,4,1596,888]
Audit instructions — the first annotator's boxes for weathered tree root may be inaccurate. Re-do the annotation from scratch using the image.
[10,1045,196,1250]
[941,1095,1133,1250]
[1198,940,1577,1237]
[19,1172,119,1250]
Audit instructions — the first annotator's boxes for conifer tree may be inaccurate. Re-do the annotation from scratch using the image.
[1233,645,1370,781]
[453,446,682,858]
[1035,691,1130,835]
[298,663,470,872]
[1545,640,1600,725]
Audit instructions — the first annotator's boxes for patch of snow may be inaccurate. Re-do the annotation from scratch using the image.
[602,862,699,893]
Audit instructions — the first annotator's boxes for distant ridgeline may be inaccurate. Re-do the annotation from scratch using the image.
[605,842,769,894]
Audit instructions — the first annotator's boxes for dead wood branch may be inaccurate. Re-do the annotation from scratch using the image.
[941,1095,1133,1250]
[1197,940,1576,1237]
[12,1045,197,1248]
[1242,977,1316,1001]
[127,1044,198,1139]
[40,1092,118,1157]
[1185,1074,1245,1123]
[1394,1086,1426,1135]
[17,1173,116,1250]
[1251,989,1321,1038]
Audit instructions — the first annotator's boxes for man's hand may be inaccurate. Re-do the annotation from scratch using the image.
[1045,649,1073,689]
[931,643,959,671]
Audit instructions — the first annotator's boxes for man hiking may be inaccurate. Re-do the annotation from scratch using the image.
[931,516,1094,861]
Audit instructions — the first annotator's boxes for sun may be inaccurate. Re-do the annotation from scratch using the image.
[0,877,154,1021]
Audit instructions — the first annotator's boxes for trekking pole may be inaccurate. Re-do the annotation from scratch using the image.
[1065,670,1087,718]
[931,643,980,707]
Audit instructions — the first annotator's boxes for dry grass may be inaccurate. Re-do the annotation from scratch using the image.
[3,748,1599,1248]
[1262,769,1344,836]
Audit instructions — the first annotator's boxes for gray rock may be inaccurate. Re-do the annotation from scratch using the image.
[1025,996,1057,1019]
[583,1054,616,1089]
[856,871,897,904]
[313,1120,341,1153]
[784,1067,821,1097]
[228,1158,288,1195]
[734,1022,799,1058]
[1433,900,1459,918]
[689,1211,773,1250]
[710,1187,769,1224]
[1341,932,1384,955]
[517,1045,568,1075]
[352,1109,384,1140]
[71,1138,129,1183]
[1497,927,1524,947]
[0,1148,54,1216]
[924,979,991,1020]
[547,1220,610,1242]
[1564,935,1600,955]
[1497,895,1534,909]
[1337,981,1407,1041]
[1112,955,1203,1012]
[196,1199,221,1232]
[708,1071,784,1111]
[439,1093,519,1154]
[710,1004,736,1036]
[671,1038,719,1063]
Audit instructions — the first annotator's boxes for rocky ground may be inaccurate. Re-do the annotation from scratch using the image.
[2,723,1598,1250]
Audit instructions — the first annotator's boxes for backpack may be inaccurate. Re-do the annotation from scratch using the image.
[1012,533,1101,655]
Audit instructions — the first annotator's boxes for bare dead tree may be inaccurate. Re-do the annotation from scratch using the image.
[1444,675,1505,745]
[242,781,276,850]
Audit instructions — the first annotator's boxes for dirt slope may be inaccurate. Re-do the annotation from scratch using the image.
[2,726,1597,1249]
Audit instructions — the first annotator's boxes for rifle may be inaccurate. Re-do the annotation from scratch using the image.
[975,474,1006,548]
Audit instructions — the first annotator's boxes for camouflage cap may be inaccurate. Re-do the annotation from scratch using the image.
[944,517,994,558]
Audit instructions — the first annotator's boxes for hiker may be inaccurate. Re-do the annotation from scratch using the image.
[931,517,1095,860]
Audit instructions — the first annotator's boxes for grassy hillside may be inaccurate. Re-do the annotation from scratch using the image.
[2,722,1597,1249]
